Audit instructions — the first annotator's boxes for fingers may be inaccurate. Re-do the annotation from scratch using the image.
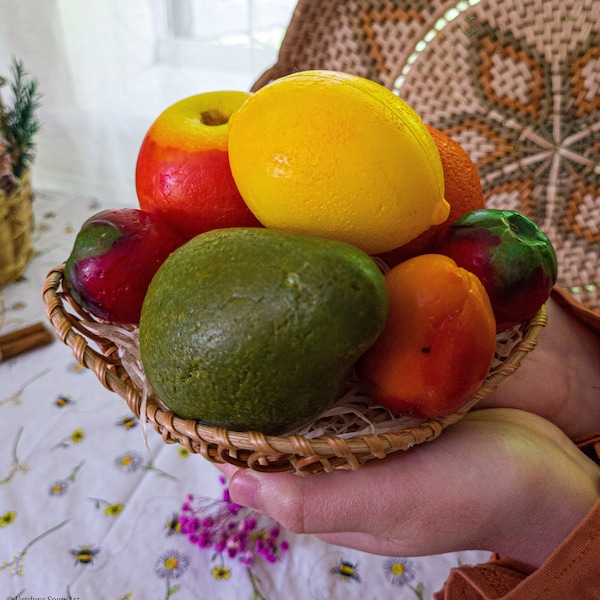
[214,461,238,480]
[215,458,378,532]
[478,298,600,438]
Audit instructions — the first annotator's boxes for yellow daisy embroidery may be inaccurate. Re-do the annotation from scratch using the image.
[211,565,231,580]
[104,503,124,517]
[0,511,16,527]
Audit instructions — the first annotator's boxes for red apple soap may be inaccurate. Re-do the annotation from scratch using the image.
[135,90,261,240]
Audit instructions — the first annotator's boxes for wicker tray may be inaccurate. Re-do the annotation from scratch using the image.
[0,170,33,288]
[43,263,547,475]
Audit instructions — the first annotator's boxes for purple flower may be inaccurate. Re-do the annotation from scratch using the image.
[179,478,288,571]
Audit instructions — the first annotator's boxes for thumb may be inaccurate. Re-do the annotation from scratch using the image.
[227,464,400,537]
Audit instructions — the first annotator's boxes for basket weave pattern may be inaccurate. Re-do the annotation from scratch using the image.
[255,0,600,315]
[43,265,547,475]
[0,170,33,288]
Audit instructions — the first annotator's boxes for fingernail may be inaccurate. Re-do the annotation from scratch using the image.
[229,470,261,511]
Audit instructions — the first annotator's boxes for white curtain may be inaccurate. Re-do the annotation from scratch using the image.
[0,0,294,204]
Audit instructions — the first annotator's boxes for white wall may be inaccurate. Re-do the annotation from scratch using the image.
[0,0,295,204]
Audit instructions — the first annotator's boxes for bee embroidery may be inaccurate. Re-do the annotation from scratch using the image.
[117,415,138,429]
[71,545,100,565]
[331,559,361,582]
[165,512,181,536]
[55,395,74,408]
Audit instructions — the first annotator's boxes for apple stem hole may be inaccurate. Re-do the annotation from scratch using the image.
[200,110,229,126]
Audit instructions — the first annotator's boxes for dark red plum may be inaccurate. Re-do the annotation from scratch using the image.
[64,208,184,324]
[433,209,557,331]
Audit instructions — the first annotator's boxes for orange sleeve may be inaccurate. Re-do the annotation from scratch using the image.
[434,497,600,599]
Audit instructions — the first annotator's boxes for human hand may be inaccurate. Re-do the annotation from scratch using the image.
[217,409,600,568]
[478,298,600,438]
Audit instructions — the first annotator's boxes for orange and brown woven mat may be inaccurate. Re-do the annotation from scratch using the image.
[254,0,600,316]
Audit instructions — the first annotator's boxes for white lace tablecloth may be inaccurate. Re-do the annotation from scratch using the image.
[0,187,490,599]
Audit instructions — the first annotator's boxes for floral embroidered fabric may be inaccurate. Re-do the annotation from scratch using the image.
[0,188,491,598]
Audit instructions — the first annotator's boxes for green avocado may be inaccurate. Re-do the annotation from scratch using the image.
[139,227,388,435]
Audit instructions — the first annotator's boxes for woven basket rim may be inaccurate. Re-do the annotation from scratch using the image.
[43,263,547,474]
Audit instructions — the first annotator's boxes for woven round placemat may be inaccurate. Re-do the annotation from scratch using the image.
[43,264,547,476]
[254,0,600,316]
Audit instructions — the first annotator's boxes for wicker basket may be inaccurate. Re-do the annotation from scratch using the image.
[43,264,547,475]
[0,170,34,288]
[40,0,581,474]
[43,0,600,474]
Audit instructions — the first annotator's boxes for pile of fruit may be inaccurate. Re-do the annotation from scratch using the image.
[64,70,557,436]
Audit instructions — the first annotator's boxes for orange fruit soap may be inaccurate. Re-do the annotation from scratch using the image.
[356,254,497,418]
[228,70,449,255]
[379,124,485,266]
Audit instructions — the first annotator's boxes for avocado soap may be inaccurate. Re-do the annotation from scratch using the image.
[139,227,388,435]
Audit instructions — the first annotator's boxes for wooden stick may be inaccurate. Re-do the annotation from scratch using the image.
[0,321,47,344]
[0,321,53,361]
